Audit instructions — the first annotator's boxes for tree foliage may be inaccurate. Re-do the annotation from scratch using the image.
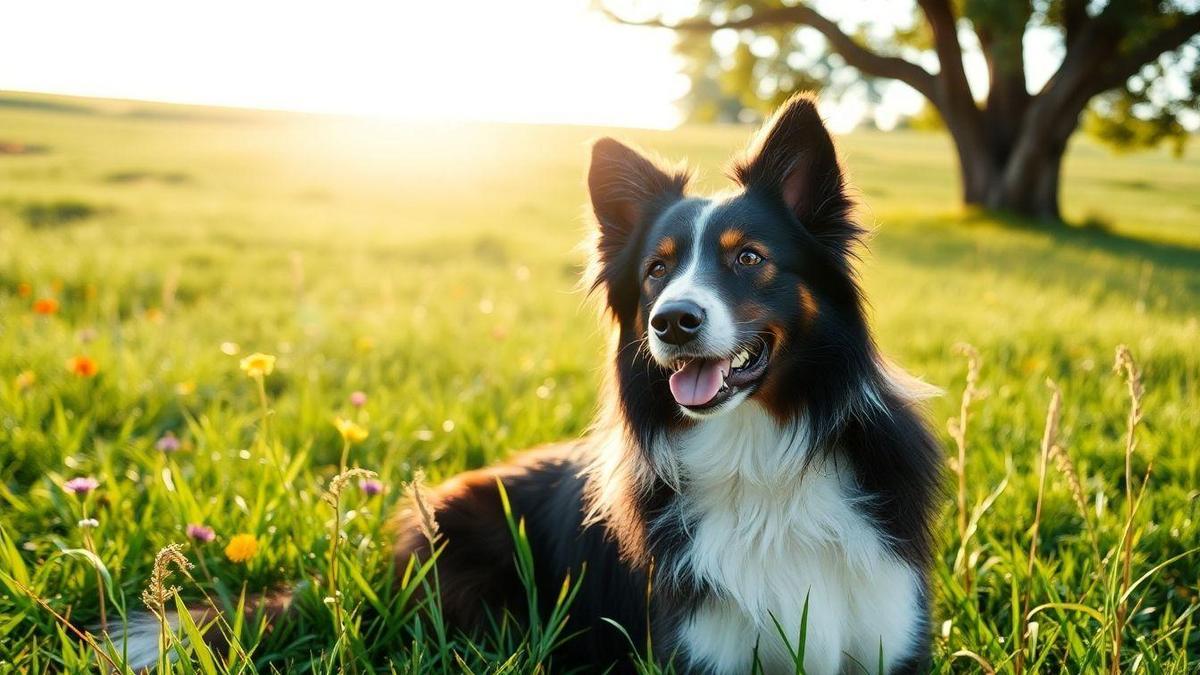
[607,0,1200,219]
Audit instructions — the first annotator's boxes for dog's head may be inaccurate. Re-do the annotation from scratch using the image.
[588,94,868,421]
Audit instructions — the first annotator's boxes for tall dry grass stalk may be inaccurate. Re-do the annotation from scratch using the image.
[947,343,980,541]
[323,467,378,625]
[407,470,441,546]
[141,543,194,671]
[1111,345,1144,674]
[1015,379,1062,675]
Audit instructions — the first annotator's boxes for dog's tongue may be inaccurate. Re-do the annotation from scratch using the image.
[668,359,730,407]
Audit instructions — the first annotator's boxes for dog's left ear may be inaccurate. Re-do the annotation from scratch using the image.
[733,94,857,250]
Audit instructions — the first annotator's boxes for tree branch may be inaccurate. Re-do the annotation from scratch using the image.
[605,5,939,102]
[1088,12,1200,96]
[916,0,974,103]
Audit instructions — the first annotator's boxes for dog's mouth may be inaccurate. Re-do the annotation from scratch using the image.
[666,337,772,412]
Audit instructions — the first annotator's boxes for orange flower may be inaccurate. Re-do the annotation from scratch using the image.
[66,356,99,377]
[32,298,59,315]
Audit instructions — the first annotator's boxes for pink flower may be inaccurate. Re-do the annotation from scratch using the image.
[349,391,367,408]
[187,523,216,543]
[155,433,181,452]
[358,478,383,496]
[63,477,99,494]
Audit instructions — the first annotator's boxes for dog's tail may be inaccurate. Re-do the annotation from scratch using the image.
[101,590,293,671]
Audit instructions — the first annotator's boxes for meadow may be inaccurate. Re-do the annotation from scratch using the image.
[0,92,1197,673]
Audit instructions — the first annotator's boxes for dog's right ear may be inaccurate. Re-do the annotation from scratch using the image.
[587,138,687,309]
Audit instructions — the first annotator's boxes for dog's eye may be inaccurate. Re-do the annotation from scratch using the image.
[647,261,667,279]
[737,249,764,267]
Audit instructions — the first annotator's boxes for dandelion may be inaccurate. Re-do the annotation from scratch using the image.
[334,417,369,444]
[349,390,367,408]
[155,433,182,453]
[15,370,36,391]
[358,478,383,496]
[239,352,275,378]
[186,523,216,543]
[32,298,59,315]
[63,476,99,494]
[66,355,99,377]
[224,534,259,563]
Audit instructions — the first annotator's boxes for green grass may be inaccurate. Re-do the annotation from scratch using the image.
[0,92,1197,673]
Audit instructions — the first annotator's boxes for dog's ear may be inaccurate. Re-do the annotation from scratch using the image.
[732,94,859,254]
[588,138,687,309]
[589,137,686,249]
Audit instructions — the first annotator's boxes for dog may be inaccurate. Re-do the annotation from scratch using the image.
[115,94,942,674]
[391,94,942,673]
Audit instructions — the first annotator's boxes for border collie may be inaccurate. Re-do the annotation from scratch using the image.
[116,94,942,674]
[392,94,942,673]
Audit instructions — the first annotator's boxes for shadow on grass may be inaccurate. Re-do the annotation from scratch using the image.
[877,209,1200,313]
[975,209,1200,275]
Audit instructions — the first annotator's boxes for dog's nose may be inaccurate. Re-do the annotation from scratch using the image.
[651,300,705,345]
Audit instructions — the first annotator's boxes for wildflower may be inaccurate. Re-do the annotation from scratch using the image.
[358,478,383,496]
[17,282,32,298]
[63,476,99,494]
[186,523,216,543]
[78,518,100,529]
[224,534,258,563]
[66,356,99,377]
[15,370,36,391]
[155,433,181,453]
[239,352,275,378]
[32,298,59,315]
[349,391,367,408]
[334,417,369,443]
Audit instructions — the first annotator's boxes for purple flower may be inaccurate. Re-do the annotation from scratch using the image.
[155,433,181,452]
[349,391,367,408]
[63,477,99,495]
[186,523,216,543]
[358,478,383,496]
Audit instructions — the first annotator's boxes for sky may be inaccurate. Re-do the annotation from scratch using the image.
[0,0,1126,131]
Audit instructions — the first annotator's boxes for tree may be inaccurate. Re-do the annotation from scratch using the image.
[607,1,1200,222]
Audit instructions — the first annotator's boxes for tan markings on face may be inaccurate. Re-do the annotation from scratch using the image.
[798,284,819,328]
[655,236,676,259]
[755,322,791,423]
[719,228,745,251]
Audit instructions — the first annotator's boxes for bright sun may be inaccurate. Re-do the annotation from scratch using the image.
[0,0,698,129]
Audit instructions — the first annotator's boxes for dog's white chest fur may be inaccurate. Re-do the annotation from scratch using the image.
[661,404,923,674]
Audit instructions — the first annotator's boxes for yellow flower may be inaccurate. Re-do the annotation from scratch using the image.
[15,370,36,391]
[334,417,369,443]
[239,353,275,378]
[224,534,258,563]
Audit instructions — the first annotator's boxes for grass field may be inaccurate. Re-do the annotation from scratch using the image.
[1,92,1198,673]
